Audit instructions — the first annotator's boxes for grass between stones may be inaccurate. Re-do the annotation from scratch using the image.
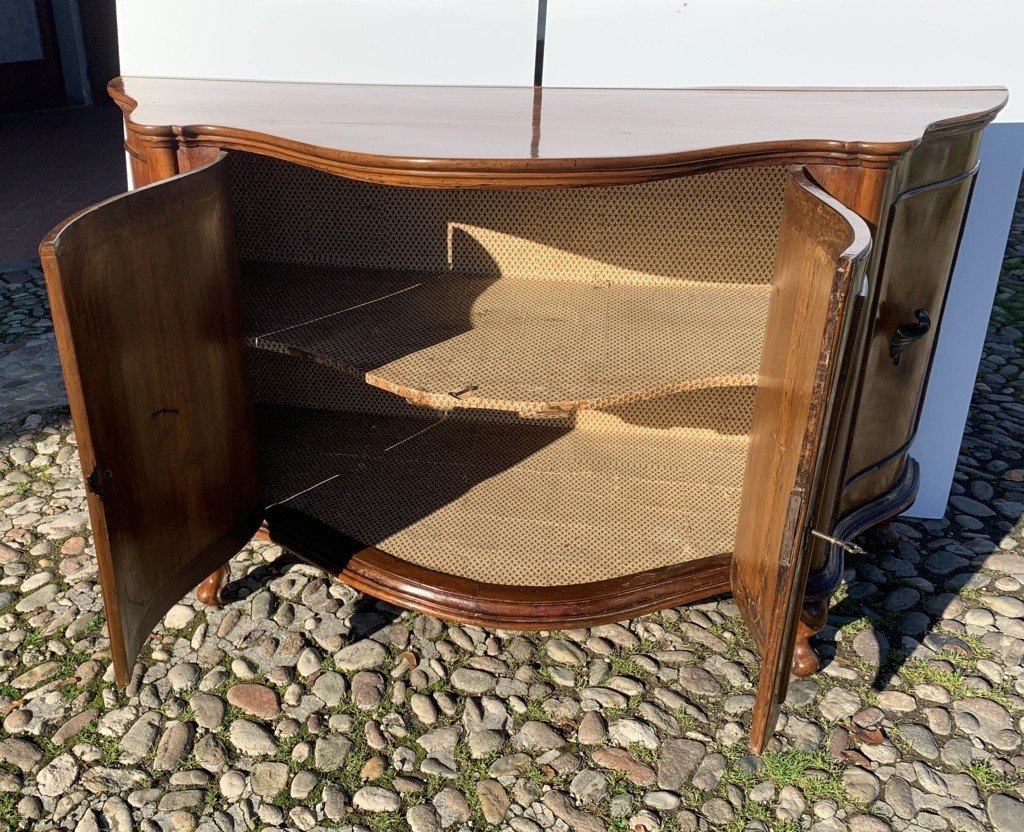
[831,567,1018,712]
[961,760,1020,795]
[65,723,123,766]
[0,792,21,831]
[722,747,847,802]
[605,653,647,678]
[760,750,847,803]
[718,746,848,832]
[720,806,803,832]
[903,662,987,700]
[908,637,1012,701]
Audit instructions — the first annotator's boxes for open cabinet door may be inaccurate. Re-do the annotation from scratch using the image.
[39,156,263,685]
[733,168,871,752]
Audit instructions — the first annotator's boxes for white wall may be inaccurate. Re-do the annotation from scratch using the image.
[116,0,538,86]
[544,0,1024,518]
[544,0,1023,119]
[911,124,1024,514]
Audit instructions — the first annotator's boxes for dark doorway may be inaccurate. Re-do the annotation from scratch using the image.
[0,0,65,109]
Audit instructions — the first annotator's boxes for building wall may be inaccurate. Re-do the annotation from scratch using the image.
[0,0,45,64]
[80,0,118,102]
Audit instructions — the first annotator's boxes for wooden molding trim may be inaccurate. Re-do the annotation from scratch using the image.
[261,506,732,629]
[109,78,1006,189]
[804,457,920,604]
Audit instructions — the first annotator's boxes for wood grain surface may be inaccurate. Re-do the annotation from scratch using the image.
[264,505,734,629]
[110,77,1006,187]
[731,168,871,752]
[39,156,263,684]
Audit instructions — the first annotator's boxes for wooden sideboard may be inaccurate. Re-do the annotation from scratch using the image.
[39,77,1006,751]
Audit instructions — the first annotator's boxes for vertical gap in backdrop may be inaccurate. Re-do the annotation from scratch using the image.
[534,0,547,87]
[531,0,547,159]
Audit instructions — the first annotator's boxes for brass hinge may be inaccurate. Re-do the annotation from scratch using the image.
[778,491,804,569]
[86,467,110,499]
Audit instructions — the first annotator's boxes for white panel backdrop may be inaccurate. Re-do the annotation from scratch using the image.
[116,0,538,86]
[545,0,1024,518]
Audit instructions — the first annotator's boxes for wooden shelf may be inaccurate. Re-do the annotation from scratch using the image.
[256,402,749,587]
[242,261,771,415]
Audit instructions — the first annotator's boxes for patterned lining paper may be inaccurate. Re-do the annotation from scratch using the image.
[233,154,787,585]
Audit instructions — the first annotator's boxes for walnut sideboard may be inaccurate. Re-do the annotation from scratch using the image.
[39,78,1006,751]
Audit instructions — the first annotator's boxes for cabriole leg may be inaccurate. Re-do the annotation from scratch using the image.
[792,535,845,677]
[197,565,230,606]
[791,518,901,677]
[860,520,901,553]
[792,599,829,677]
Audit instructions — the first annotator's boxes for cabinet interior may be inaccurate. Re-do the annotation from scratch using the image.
[231,153,789,587]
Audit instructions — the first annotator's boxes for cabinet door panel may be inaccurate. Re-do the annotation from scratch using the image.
[732,168,871,752]
[842,170,976,509]
[39,155,262,684]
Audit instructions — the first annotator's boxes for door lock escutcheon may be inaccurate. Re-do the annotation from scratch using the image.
[889,308,931,366]
[87,467,112,499]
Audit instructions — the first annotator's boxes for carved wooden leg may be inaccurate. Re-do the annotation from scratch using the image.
[792,598,829,677]
[197,565,230,606]
[860,520,900,553]
[795,533,844,677]
[791,520,903,678]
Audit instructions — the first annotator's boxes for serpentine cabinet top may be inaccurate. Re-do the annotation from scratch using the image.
[111,76,1007,187]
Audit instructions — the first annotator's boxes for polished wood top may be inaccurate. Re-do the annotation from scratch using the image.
[111,77,1006,187]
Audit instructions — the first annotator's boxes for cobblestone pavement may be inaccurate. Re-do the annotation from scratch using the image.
[0,185,1022,832]
[1,257,66,426]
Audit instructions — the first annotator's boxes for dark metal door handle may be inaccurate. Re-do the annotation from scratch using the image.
[889,308,931,366]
